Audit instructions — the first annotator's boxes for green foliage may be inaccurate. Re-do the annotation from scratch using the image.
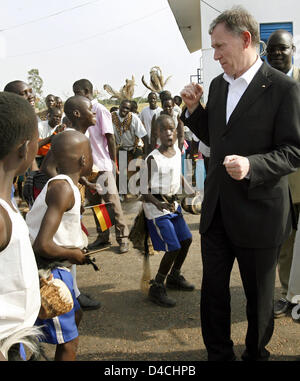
[27,68,44,110]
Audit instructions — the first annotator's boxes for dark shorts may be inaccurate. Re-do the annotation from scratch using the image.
[146,206,192,252]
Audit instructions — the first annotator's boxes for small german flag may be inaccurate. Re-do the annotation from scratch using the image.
[90,203,115,232]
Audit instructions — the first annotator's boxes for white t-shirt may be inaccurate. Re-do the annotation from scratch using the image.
[0,199,40,341]
[173,104,182,116]
[140,106,162,142]
[113,111,147,150]
[38,120,57,139]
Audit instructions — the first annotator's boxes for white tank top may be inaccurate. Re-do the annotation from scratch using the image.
[143,146,182,219]
[0,199,40,340]
[26,174,85,251]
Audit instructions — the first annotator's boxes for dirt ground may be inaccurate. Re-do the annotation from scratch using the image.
[39,197,300,363]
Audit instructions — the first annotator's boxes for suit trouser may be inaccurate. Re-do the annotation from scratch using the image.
[94,171,129,244]
[200,204,280,361]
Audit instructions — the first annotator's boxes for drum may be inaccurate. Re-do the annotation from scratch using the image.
[39,276,74,319]
[181,195,202,215]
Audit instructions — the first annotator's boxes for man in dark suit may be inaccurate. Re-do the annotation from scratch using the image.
[180,6,300,361]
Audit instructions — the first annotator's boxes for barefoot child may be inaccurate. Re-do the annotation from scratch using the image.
[142,114,194,307]
[0,92,41,360]
[26,130,93,360]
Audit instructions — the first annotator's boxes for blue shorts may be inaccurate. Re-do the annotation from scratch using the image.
[146,206,192,252]
[35,267,80,345]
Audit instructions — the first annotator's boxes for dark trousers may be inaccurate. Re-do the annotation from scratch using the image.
[200,203,280,361]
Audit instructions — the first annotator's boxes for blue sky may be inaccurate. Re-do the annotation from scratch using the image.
[0,0,201,101]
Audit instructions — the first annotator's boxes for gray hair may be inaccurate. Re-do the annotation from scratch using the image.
[209,6,260,46]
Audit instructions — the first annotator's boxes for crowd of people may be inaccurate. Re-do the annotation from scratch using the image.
[0,74,200,361]
[1,5,300,362]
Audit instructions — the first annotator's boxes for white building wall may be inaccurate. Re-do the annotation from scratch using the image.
[199,0,300,102]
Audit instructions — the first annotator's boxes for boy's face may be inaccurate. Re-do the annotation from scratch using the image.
[159,119,176,147]
[55,97,63,109]
[46,95,56,109]
[119,101,131,118]
[16,82,35,108]
[79,99,96,127]
[162,100,174,116]
[148,94,157,109]
[48,109,62,128]
[174,96,182,106]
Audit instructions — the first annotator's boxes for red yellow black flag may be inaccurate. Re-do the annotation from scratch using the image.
[87,203,115,232]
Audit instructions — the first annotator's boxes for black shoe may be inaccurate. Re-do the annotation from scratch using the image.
[166,274,195,291]
[148,280,176,307]
[119,242,129,254]
[87,237,111,251]
[274,298,294,318]
[77,293,101,311]
[241,348,270,361]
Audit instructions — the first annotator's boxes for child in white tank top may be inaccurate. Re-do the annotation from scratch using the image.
[0,92,41,360]
[142,114,195,308]
[26,130,93,361]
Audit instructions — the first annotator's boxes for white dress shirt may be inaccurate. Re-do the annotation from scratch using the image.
[223,56,263,124]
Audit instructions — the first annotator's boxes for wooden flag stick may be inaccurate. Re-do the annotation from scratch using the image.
[83,246,111,256]
[84,202,112,210]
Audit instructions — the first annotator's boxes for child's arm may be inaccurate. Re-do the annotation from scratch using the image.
[38,135,53,148]
[105,133,119,174]
[141,156,173,212]
[150,115,158,150]
[32,179,87,265]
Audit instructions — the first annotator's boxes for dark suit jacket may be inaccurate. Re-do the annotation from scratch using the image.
[182,62,300,248]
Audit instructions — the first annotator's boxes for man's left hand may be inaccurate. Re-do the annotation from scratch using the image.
[223,155,250,180]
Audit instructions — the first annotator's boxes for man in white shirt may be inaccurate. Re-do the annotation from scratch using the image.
[139,92,162,154]
[181,6,300,361]
[112,99,147,199]
[112,99,147,152]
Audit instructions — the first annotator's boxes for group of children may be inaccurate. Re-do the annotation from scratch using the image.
[0,79,197,361]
